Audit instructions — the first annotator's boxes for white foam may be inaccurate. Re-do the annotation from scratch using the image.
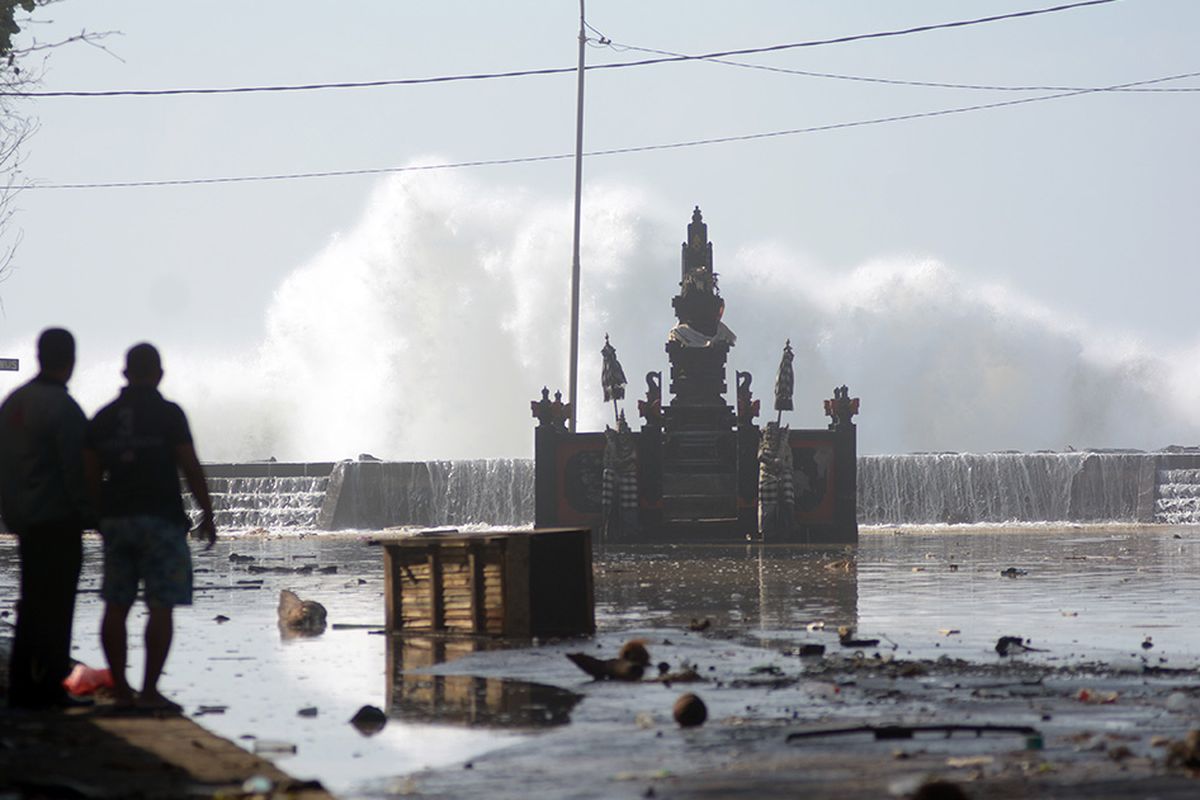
[5,168,1198,460]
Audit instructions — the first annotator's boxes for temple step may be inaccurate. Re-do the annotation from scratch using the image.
[662,494,738,521]
[662,472,736,496]
[660,518,745,541]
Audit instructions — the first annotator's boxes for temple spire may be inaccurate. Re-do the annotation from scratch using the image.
[681,206,714,279]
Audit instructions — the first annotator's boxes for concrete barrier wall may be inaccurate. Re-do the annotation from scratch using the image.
[172,451,1200,531]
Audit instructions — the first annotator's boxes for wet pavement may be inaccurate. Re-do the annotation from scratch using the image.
[3,526,1200,798]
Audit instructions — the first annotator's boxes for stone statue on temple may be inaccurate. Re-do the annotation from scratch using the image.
[531,387,571,432]
[667,207,736,349]
[824,385,860,431]
[601,412,638,543]
[736,371,760,427]
[638,371,663,429]
[758,421,794,538]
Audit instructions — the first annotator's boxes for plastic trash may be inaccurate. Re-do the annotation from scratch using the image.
[1167,692,1192,712]
[242,775,273,793]
[62,663,114,696]
[252,739,298,755]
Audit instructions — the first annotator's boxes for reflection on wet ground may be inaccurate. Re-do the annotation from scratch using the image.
[2,527,1200,797]
[388,637,582,728]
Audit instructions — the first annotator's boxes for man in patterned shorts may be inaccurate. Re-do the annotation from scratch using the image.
[84,343,216,710]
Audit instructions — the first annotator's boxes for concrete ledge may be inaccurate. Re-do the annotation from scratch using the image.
[0,707,333,799]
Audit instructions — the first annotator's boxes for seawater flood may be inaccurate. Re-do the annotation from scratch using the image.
[3,526,1200,798]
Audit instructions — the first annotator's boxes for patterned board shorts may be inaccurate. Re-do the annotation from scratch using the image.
[100,515,193,608]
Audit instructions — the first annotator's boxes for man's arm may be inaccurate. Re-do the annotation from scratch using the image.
[58,403,92,528]
[175,443,216,548]
[82,448,103,522]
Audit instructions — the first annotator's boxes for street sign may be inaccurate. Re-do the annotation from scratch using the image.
[0,358,18,371]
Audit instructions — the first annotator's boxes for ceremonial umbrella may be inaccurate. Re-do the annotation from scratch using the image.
[774,339,794,425]
[601,334,627,423]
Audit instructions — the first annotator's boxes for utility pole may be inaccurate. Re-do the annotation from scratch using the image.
[567,0,586,432]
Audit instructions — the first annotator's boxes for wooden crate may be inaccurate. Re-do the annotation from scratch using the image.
[382,527,594,638]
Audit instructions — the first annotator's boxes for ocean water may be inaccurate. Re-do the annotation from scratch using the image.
[3,526,1199,795]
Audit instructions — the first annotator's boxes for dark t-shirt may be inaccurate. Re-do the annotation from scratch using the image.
[86,386,193,526]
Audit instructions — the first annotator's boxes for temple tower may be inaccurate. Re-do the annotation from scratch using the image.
[660,208,740,532]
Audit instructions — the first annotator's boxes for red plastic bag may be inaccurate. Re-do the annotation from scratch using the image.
[63,663,114,695]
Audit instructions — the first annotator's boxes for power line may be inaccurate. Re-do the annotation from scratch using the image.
[25,67,1193,191]
[4,0,1117,98]
[602,40,1200,93]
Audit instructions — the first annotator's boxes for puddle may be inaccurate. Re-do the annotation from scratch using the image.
[2,527,1199,797]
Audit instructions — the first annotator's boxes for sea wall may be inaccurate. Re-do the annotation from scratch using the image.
[320,459,535,530]
[185,451,1200,531]
[856,452,1152,525]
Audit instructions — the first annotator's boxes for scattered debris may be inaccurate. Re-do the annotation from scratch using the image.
[995,636,1046,656]
[999,567,1028,578]
[213,614,230,624]
[194,705,227,716]
[229,553,255,563]
[566,652,644,681]
[278,589,327,635]
[62,663,114,696]
[252,739,297,755]
[1077,688,1119,704]
[242,775,274,794]
[687,618,711,632]
[619,639,651,666]
[298,706,318,718]
[1108,745,1134,762]
[1166,730,1200,769]
[787,723,1038,743]
[350,705,388,736]
[672,693,707,727]
[938,628,960,637]
[750,665,784,676]
[1166,692,1192,712]
[912,780,970,799]
[654,666,703,684]
[794,644,826,657]
[838,626,880,648]
[1142,636,1154,650]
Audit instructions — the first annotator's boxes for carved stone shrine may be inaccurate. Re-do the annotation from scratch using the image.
[532,208,859,544]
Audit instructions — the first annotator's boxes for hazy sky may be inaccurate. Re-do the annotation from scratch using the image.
[0,1,1197,458]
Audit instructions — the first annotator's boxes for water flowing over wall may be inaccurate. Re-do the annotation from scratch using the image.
[323,459,535,530]
[1151,453,1200,524]
[856,453,1149,525]
[192,463,336,530]
[194,451,1200,531]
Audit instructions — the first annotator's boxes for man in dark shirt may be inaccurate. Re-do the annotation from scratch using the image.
[84,342,215,710]
[0,328,90,709]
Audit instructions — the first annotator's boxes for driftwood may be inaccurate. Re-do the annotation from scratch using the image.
[787,723,1039,742]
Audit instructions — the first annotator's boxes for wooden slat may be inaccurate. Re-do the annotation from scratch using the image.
[428,548,443,631]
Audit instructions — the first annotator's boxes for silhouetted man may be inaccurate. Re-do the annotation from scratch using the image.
[0,327,90,709]
[84,343,215,710]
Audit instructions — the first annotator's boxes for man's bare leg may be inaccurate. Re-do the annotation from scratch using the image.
[100,603,135,706]
[139,605,178,710]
